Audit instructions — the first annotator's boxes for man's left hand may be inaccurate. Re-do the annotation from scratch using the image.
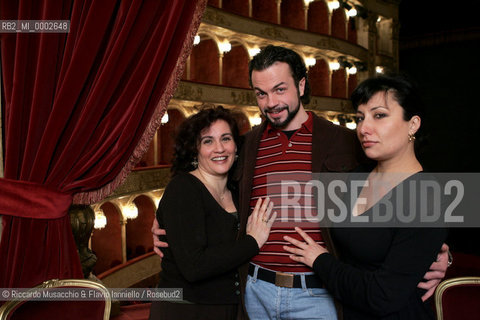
[418,243,450,301]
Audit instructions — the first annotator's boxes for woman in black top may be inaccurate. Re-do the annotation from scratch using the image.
[284,74,447,319]
[149,106,275,320]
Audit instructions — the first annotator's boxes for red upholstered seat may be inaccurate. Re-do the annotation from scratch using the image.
[435,277,480,320]
[0,279,111,320]
[445,252,480,279]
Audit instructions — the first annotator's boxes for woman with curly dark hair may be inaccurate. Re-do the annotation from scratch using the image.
[149,106,275,320]
[170,106,240,177]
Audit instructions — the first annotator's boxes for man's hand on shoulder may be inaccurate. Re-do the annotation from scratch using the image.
[418,243,450,301]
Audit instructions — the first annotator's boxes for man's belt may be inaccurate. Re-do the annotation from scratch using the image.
[248,264,324,288]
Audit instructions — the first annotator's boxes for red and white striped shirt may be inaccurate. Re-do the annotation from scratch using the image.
[250,112,324,272]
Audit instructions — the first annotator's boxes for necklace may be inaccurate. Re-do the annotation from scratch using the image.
[210,185,228,203]
[195,169,228,202]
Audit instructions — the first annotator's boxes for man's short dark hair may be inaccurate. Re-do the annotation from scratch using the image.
[249,45,311,105]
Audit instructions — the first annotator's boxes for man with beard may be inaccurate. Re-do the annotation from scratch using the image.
[231,45,449,320]
[152,45,450,319]
[232,45,361,319]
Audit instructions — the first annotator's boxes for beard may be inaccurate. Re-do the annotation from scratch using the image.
[263,99,301,129]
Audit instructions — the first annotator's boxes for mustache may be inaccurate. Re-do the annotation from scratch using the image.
[264,106,288,114]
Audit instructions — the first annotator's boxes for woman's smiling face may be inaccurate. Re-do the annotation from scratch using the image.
[196,119,237,176]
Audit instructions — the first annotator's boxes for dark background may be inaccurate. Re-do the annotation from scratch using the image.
[398,0,480,254]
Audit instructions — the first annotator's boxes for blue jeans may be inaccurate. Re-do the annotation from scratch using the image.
[245,265,338,320]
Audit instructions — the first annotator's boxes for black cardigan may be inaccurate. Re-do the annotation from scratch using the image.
[313,173,448,319]
[156,173,259,304]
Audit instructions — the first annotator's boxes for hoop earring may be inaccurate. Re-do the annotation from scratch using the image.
[191,157,198,168]
[408,133,416,142]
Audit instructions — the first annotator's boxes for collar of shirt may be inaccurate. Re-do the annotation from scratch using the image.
[265,111,314,136]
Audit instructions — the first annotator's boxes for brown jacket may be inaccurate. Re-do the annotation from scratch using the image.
[232,113,366,319]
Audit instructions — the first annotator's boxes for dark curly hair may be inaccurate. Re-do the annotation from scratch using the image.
[249,45,311,105]
[171,106,240,177]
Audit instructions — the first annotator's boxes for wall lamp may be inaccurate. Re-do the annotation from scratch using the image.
[347,66,357,75]
[218,41,231,54]
[248,47,261,58]
[341,1,367,19]
[161,111,169,125]
[193,35,200,46]
[342,3,357,17]
[94,208,107,230]
[328,1,340,11]
[121,202,138,220]
[329,61,340,71]
[305,57,317,67]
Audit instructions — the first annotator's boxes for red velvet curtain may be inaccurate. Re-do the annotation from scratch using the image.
[0,0,206,289]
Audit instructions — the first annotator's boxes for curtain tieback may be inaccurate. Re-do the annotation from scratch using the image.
[0,178,72,219]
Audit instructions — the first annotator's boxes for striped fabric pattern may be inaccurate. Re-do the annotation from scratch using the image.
[250,113,325,272]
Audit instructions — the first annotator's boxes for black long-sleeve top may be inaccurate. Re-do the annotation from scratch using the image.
[156,173,259,304]
[313,173,448,319]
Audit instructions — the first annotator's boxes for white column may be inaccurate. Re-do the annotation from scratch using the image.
[328,11,332,35]
[329,69,333,96]
[345,17,349,39]
[186,56,191,81]
[219,53,224,85]
[304,4,309,30]
[153,131,158,165]
[120,218,127,263]
[276,0,282,24]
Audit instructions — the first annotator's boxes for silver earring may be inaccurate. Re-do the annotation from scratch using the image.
[235,154,239,161]
[191,157,198,168]
[408,133,416,142]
